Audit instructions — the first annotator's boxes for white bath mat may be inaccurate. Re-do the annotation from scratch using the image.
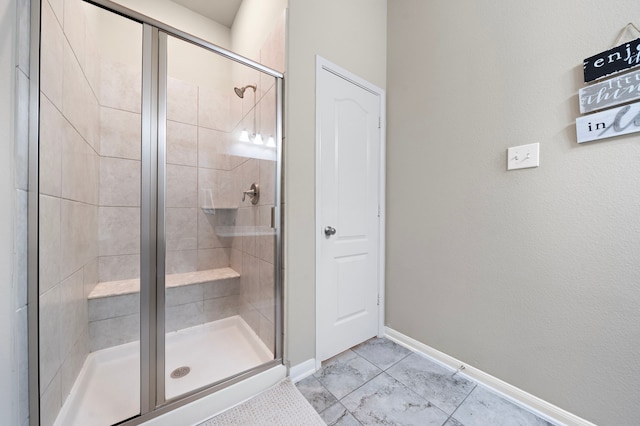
[198,378,325,426]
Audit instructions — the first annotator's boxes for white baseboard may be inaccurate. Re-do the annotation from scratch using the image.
[288,358,317,383]
[385,327,596,426]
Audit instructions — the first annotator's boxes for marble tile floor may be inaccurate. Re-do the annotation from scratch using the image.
[296,337,555,426]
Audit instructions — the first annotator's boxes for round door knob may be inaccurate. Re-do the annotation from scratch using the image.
[324,226,336,236]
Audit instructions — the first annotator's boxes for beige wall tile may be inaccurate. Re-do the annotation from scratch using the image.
[259,159,276,206]
[241,253,259,305]
[60,329,88,406]
[198,127,235,171]
[100,157,140,207]
[100,61,141,113]
[165,250,197,274]
[167,120,197,166]
[83,258,98,297]
[257,204,272,228]
[166,208,197,251]
[165,302,204,332]
[199,168,239,209]
[89,314,139,352]
[197,248,231,271]
[63,0,86,69]
[258,259,275,323]
[59,269,86,360]
[230,248,242,274]
[237,206,257,256]
[61,125,99,205]
[60,200,98,280]
[198,86,231,132]
[88,293,139,322]
[84,17,101,99]
[85,89,101,153]
[166,164,197,208]
[100,107,141,160]
[197,208,233,249]
[204,295,238,322]
[257,205,275,263]
[98,207,140,256]
[98,254,140,282]
[62,41,90,145]
[229,86,243,130]
[39,286,61,393]
[47,0,63,26]
[39,95,64,197]
[39,196,61,295]
[238,299,259,336]
[259,314,275,356]
[41,0,64,110]
[203,278,240,299]
[40,372,61,426]
[166,284,203,307]
[259,85,277,144]
[167,77,197,125]
[257,233,275,265]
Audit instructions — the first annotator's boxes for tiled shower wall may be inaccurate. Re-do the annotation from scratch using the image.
[95,72,243,283]
[97,60,142,283]
[234,14,285,355]
[38,0,101,423]
[95,12,285,354]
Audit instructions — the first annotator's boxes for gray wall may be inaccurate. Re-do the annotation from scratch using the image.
[386,1,640,425]
[285,0,387,366]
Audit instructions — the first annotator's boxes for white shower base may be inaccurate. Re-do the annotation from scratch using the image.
[55,315,273,426]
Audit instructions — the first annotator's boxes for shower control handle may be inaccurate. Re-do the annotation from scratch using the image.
[242,183,260,205]
[324,226,337,236]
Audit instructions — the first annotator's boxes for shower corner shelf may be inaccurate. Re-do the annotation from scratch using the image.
[201,206,238,215]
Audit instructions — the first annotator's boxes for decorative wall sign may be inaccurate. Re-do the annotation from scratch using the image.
[583,37,640,82]
[579,69,640,114]
[576,100,640,143]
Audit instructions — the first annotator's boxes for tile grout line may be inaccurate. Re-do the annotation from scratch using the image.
[334,346,417,424]
[442,383,477,426]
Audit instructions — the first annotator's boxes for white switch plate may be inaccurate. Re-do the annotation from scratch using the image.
[507,143,539,170]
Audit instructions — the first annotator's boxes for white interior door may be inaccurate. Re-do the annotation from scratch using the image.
[316,60,383,362]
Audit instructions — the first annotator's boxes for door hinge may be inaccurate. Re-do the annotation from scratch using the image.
[377,294,380,306]
[378,117,381,129]
[377,205,381,218]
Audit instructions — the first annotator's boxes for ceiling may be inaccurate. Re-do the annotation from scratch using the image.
[171,0,243,28]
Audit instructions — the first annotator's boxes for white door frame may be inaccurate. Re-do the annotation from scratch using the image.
[315,55,386,367]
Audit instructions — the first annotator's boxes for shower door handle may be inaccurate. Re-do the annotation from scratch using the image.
[324,226,336,236]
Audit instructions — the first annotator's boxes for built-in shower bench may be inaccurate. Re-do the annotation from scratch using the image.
[87,268,241,352]
[88,268,240,299]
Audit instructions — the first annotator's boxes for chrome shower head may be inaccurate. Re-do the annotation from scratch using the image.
[233,84,256,99]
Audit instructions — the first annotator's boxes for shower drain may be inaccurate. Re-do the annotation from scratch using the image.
[170,366,191,379]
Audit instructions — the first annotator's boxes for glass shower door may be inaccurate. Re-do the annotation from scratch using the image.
[34,2,283,422]
[161,33,280,401]
[37,2,143,424]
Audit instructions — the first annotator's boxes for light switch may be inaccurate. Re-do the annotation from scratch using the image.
[507,143,539,170]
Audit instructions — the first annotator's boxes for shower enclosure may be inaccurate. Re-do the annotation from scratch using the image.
[31,1,283,424]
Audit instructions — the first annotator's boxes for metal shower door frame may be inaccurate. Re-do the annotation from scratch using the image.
[28,0,285,423]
